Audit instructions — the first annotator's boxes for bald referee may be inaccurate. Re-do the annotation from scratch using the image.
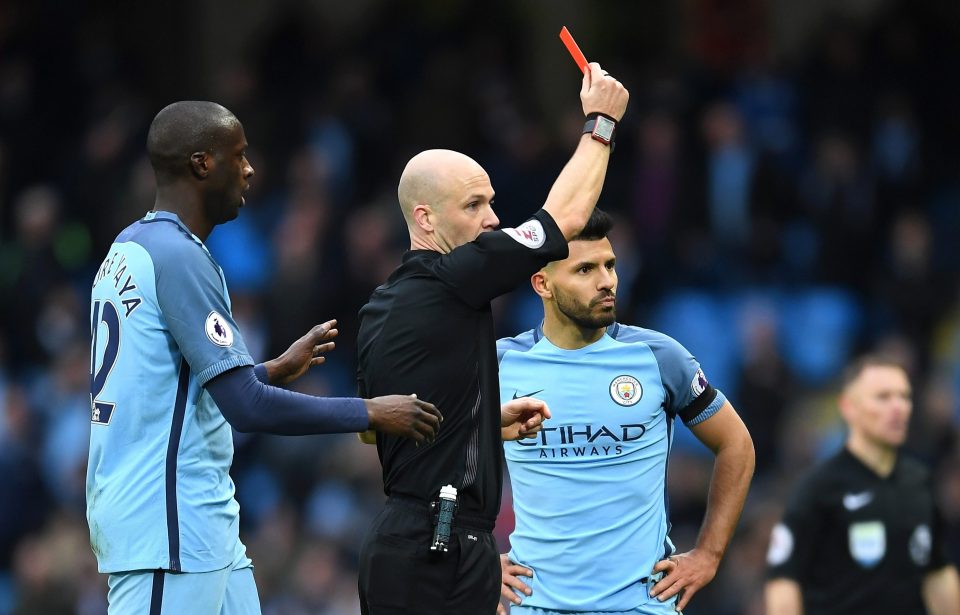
[765,356,960,614]
[356,64,629,614]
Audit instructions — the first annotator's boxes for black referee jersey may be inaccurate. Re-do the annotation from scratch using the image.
[767,447,951,614]
[357,209,568,528]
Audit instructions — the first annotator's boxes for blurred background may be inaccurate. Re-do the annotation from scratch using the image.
[1,0,959,613]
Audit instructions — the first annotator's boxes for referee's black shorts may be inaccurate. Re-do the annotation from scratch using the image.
[358,496,500,615]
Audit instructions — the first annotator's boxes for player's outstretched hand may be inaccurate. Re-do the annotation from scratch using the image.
[264,319,339,386]
[649,548,719,612]
[501,397,551,441]
[365,394,442,444]
[580,62,629,121]
[498,554,533,615]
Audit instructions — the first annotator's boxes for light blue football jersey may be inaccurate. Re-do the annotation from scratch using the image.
[499,322,726,612]
[87,211,254,574]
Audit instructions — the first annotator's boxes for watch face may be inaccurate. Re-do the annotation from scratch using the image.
[593,116,615,142]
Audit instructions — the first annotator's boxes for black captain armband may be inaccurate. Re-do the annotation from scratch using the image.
[678,384,718,424]
[583,112,617,150]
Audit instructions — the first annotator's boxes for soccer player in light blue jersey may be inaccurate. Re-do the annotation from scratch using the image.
[496,209,755,615]
[87,101,442,615]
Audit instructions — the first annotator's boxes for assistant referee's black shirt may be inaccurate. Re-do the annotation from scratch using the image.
[357,209,568,528]
[767,447,951,614]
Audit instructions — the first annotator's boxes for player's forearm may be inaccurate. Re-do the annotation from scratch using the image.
[694,429,755,563]
[923,565,960,615]
[764,579,804,615]
[207,366,369,435]
[541,134,611,240]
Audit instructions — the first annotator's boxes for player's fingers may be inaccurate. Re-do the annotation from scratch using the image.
[651,577,684,602]
[501,583,523,605]
[651,558,673,574]
[310,319,337,339]
[415,399,443,422]
[497,603,506,615]
[309,356,326,366]
[416,416,440,440]
[418,410,441,432]
[313,342,335,355]
[505,563,533,578]
[504,574,532,595]
[676,587,693,611]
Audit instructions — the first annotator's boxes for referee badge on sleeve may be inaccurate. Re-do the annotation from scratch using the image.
[849,521,885,568]
[205,311,234,347]
[909,524,932,566]
[766,523,794,566]
[503,220,546,249]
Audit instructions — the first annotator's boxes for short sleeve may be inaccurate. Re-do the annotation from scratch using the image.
[432,209,568,308]
[767,477,823,582]
[927,488,951,571]
[154,242,254,385]
[645,333,726,425]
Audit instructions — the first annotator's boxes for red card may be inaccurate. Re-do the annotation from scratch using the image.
[559,26,588,73]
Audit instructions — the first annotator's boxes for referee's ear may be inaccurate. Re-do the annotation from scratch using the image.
[531,269,552,300]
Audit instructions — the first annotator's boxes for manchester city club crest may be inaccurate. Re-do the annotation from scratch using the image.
[609,375,642,406]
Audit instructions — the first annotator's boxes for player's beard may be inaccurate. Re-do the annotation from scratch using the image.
[555,288,616,330]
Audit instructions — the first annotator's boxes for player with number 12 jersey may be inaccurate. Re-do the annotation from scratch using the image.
[87,210,254,574]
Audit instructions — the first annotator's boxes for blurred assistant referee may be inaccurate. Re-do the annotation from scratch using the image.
[355,63,629,615]
[765,356,960,615]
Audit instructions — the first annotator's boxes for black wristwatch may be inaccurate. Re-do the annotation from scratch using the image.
[583,112,617,148]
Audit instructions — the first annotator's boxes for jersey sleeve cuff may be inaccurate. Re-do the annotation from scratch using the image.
[684,388,727,426]
[197,355,256,386]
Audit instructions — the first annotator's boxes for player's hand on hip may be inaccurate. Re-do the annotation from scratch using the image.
[498,554,533,614]
[581,62,629,121]
[649,549,719,612]
[265,319,339,386]
[500,398,551,441]
[365,394,443,444]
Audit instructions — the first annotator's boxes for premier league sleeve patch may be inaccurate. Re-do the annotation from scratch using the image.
[766,523,794,566]
[691,368,708,397]
[503,219,546,249]
[205,311,234,347]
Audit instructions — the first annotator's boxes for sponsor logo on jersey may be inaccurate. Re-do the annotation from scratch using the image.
[766,523,794,566]
[609,375,642,406]
[512,389,544,400]
[503,219,546,249]
[909,524,932,566]
[849,521,885,568]
[691,368,708,397]
[205,311,234,347]
[516,423,646,447]
[842,491,874,511]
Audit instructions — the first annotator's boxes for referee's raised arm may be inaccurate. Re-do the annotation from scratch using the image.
[542,62,628,240]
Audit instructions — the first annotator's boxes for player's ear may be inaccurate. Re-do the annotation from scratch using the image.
[190,152,211,179]
[838,391,856,424]
[413,203,434,232]
[531,269,552,300]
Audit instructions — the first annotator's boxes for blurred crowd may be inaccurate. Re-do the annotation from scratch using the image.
[1,1,959,613]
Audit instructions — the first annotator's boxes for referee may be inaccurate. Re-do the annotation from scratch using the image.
[765,355,960,614]
[356,63,629,614]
